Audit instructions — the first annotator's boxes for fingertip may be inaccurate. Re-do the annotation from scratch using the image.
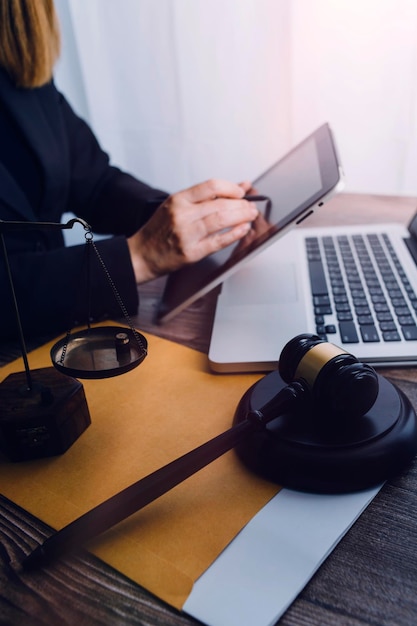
[186,179,246,203]
[238,221,252,235]
[239,180,252,193]
[226,222,251,241]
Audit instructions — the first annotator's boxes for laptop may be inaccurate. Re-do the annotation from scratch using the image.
[158,123,417,372]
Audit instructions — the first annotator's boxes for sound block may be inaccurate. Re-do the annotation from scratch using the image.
[233,371,417,493]
[0,367,91,462]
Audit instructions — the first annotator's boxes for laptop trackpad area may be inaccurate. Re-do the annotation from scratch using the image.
[209,235,312,371]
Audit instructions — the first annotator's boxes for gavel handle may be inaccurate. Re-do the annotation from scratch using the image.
[22,381,306,569]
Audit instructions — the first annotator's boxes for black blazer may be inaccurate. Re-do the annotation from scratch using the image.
[0,68,167,340]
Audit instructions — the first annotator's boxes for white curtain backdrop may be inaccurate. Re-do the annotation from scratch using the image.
[54,0,417,206]
[55,0,291,196]
[290,0,417,196]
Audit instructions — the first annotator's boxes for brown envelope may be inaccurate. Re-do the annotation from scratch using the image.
[0,327,280,608]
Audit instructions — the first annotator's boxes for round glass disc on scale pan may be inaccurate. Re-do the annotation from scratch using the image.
[50,223,147,379]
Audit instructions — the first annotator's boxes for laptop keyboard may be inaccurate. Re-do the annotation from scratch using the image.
[306,233,417,344]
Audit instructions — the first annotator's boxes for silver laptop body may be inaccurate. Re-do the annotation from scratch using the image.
[208,220,417,372]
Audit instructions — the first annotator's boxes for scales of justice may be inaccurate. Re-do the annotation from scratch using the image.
[0,217,148,462]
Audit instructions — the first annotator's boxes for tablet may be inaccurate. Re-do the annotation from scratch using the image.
[157,123,343,323]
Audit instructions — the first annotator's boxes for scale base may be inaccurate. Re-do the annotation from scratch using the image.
[0,367,91,462]
[233,371,417,493]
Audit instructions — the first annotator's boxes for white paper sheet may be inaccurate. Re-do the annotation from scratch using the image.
[184,486,380,626]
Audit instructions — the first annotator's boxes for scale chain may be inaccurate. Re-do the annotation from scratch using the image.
[87,236,148,355]
[59,228,148,364]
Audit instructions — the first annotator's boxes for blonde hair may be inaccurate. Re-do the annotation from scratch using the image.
[0,0,60,88]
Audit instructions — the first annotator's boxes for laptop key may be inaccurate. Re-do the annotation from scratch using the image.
[398,315,415,326]
[379,321,398,332]
[382,331,401,341]
[332,287,347,296]
[334,294,349,303]
[360,325,380,342]
[376,311,394,322]
[308,260,328,295]
[357,315,374,325]
[394,306,411,316]
[337,311,353,321]
[402,326,417,340]
[352,297,368,307]
[374,303,390,313]
[355,306,372,316]
[335,302,351,312]
[338,321,359,343]
[313,295,330,306]
[391,297,407,307]
[315,305,332,315]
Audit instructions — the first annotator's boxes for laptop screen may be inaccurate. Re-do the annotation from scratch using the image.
[158,123,343,322]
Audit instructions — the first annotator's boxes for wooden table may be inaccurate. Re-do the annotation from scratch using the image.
[1,193,417,626]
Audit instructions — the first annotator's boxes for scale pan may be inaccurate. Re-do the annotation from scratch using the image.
[50,326,147,379]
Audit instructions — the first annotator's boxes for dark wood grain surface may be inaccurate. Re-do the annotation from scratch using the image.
[1,193,417,626]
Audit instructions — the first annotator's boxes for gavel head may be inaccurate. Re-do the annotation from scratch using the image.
[278,334,379,419]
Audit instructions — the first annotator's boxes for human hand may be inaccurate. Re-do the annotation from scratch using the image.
[232,209,272,254]
[127,179,258,282]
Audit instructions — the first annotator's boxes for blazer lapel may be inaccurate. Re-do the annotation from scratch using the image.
[0,68,67,221]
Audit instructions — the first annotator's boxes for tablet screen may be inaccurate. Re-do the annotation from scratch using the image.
[158,123,342,321]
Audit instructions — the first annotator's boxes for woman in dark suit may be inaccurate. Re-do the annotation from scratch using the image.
[0,0,257,339]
